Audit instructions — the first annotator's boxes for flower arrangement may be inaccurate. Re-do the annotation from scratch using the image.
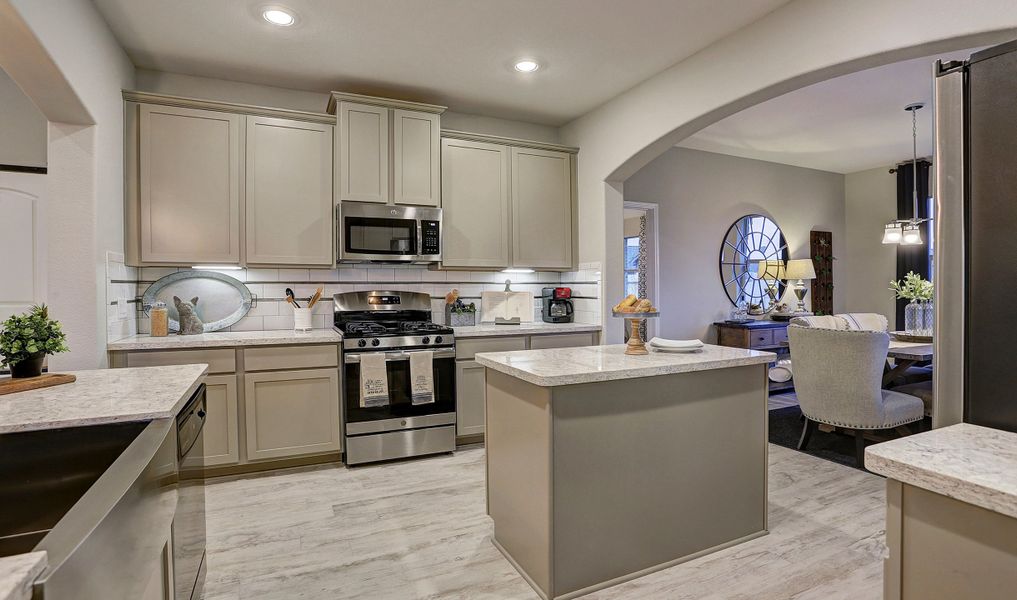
[0,304,69,377]
[889,271,933,301]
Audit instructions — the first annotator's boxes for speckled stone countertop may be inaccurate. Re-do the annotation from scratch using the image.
[0,552,45,600]
[0,364,207,433]
[866,423,1017,519]
[107,329,343,351]
[475,343,774,387]
[452,322,601,338]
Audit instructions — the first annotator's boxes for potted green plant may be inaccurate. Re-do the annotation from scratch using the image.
[1,305,69,378]
[890,272,934,335]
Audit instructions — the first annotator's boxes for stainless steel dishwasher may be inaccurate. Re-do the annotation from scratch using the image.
[0,381,207,600]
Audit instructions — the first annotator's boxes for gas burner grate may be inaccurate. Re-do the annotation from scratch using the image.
[343,322,389,335]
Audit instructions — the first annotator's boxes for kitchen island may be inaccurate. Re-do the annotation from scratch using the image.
[866,423,1017,600]
[474,343,775,600]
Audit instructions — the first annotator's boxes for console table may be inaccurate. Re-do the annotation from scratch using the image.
[714,320,791,392]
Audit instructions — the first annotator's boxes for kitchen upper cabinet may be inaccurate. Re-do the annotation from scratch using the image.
[245,116,334,265]
[393,109,440,207]
[439,134,577,271]
[201,374,240,467]
[512,147,573,269]
[441,138,510,268]
[138,104,242,264]
[244,368,341,461]
[330,92,445,207]
[338,102,389,204]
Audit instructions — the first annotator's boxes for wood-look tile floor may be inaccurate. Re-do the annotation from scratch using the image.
[200,444,885,600]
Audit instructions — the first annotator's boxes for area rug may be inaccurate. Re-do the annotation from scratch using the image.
[768,405,863,470]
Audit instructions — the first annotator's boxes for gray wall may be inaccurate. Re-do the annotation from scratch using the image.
[843,166,898,324]
[0,67,47,167]
[623,147,845,342]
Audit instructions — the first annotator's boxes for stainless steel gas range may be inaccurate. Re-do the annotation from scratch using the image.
[333,290,456,465]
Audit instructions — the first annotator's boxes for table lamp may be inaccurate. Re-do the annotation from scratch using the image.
[783,259,816,313]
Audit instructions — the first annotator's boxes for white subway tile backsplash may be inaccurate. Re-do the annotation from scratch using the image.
[338,268,367,282]
[308,269,340,281]
[140,267,180,281]
[263,314,295,330]
[246,268,279,282]
[277,268,309,282]
[246,299,280,317]
[366,268,395,281]
[230,316,264,331]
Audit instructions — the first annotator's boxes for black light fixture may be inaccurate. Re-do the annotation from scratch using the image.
[882,102,929,245]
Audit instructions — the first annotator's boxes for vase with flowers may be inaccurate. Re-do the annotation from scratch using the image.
[890,272,934,336]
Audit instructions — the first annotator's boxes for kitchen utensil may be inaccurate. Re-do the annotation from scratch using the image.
[285,288,300,308]
[307,287,323,309]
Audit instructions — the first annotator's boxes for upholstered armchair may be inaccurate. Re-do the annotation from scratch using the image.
[787,325,925,467]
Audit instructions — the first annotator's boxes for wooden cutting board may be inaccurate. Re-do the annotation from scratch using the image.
[0,373,77,396]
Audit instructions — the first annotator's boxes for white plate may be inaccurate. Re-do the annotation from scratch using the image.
[651,346,703,354]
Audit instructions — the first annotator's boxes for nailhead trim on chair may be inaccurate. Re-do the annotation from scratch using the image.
[800,411,923,430]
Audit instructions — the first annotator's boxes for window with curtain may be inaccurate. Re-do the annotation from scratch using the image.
[624,236,640,296]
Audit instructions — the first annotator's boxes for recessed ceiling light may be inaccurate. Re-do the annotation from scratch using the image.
[262,8,296,26]
[514,59,540,73]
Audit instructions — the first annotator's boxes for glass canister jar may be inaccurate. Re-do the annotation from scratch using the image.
[150,301,169,337]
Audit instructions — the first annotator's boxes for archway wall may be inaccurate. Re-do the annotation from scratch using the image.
[560,0,1017,342]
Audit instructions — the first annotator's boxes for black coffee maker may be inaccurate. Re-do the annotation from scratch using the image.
[541,287,574,323]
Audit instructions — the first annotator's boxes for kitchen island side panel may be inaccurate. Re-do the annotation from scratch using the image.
[550,364,768,597]
[486,369,554,596]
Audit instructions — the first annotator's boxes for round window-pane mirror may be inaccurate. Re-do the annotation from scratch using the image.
[719,214,789,312]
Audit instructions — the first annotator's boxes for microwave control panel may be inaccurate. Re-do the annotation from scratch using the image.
[421,220,440,255]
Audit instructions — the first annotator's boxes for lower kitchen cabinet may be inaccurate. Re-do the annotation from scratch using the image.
[201,374,240,467]
[454,332,600,441]
[456,360,487,437]
[244,368,341,461]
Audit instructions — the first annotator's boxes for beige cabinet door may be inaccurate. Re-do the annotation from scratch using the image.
[244,368,340,461]
[338,101,389,204]
[202,374,239,467]
[139,104,242,264]
[456,360,487,437]
[441,138,511,268]
[511,147,573,269]
[393,109,440,207]
[245,116,334,265]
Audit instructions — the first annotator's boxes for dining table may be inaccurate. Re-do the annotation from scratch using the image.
[884,340,934,386]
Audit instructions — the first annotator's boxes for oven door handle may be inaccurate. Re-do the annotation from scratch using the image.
[345,348,456,363]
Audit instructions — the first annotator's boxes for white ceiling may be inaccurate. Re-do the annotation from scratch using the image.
[92,0,789,125]
[678,50,975,174]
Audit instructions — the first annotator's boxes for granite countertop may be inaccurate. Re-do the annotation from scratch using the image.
[0,552,45,600]
[474,343,775,387]
[866,423,1017,519]
[452,322,601,338]
[0,364,207,433]
[108,329,343,351]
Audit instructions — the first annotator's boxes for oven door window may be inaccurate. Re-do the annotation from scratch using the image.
[345,217,417,255]
[345,356,455,421]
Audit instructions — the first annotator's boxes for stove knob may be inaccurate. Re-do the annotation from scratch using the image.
[435,336,443,344]
[357,339,367,348]
[422,337,430,345]
[371,339,380,347]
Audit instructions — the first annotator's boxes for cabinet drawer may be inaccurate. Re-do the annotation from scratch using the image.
[771,328,788,346]
[125,348,235,374]
[456,336,527,360]
[749,330,773,348]
[243,345,338,371]
[529,332,597,350]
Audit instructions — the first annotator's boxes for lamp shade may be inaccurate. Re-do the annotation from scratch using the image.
[783,259,816,280]
[882,223,903,244]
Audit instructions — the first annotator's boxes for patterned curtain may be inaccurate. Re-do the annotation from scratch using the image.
[638,215,648,339]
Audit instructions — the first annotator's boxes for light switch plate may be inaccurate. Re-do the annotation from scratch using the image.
[117,297,129,320]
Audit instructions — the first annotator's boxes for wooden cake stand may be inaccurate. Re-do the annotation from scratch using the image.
[613,311,660,355]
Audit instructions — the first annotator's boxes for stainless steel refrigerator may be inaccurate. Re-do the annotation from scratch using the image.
[935,39,1017,433]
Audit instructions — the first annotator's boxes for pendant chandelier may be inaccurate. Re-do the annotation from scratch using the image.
[882,102,928,245]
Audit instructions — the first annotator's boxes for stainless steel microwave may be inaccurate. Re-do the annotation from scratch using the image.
[338,202,442,263]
